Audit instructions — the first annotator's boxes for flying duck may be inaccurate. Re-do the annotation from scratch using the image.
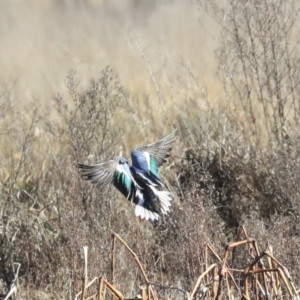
[77,130,177,221]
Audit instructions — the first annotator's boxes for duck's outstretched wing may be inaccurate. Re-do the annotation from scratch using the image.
[131,129,177,178]
[77,156,134,199]
[77,157,119,184]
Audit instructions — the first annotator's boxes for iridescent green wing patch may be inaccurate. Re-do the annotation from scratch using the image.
[150,155,159,178]
[116,171,131,190]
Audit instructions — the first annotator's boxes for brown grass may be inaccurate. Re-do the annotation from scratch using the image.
[1,0,300,299]
[73,227,299,300]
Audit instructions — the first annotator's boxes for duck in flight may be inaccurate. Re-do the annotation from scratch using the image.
[77,130,177,221]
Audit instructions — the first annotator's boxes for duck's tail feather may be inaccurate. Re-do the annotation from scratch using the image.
[148,185,172,215]
[134,186,172,221]
[135,205,160,221]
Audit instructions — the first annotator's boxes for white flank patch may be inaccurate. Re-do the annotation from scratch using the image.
[135,189,144,206]
[144,152,151,171]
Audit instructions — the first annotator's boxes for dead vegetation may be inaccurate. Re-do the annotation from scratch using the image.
[1,0,300,299]
[73,228,299,300]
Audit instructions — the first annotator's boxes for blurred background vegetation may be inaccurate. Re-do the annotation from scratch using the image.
[1,0,300,298]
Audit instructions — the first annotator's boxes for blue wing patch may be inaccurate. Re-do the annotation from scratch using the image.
[131,150,148,172]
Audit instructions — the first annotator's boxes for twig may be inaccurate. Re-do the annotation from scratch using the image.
[128,31,168,121]
[81,246,88,300]
[147,281,188,296]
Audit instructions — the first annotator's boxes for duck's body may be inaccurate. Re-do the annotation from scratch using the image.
[77,130,176,221]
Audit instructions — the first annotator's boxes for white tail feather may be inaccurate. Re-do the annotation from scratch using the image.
[134,185,172,221]
[148,185,172,214]
[145,209,150,220]
[135,205,159,220]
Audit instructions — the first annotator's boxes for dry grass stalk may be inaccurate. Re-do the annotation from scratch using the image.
[111,232,157,300]
[188,263,217,300]
[3,263,20,300]
[75,269,125,300]
[75,243,147,300]
[74,227,299,300]
[81,246,88,300]
[199,226,299,300]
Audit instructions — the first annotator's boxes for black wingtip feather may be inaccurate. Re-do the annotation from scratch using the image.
[77,163,94,170]
[77,163,97,182]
